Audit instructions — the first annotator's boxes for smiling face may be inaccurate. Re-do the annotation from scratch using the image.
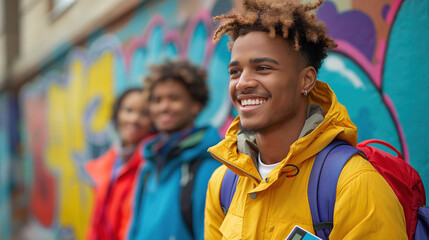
[149,79,202,134]
[228,31,310,134]
[117,91,152,147]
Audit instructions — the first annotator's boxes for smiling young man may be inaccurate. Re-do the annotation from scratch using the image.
[205,0,407,239]
[128,59,221,240]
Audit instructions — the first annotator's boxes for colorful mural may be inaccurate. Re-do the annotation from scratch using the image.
[0,95,12,240]
[1,0,427,239]
[317,0,429,186]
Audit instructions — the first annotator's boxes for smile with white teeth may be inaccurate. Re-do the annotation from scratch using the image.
[241,98,267,107]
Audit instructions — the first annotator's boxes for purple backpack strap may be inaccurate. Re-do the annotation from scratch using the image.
[308,140,363,240]
[415,206,429,239]
[220,168,239,215]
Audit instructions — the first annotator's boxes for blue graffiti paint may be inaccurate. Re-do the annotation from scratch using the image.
[127,25,180,95]
[114,1,178,42]
[129,48,150,91]
[383,0,429,199]
[146,26,167,64]
[197,35,231,128]
[163,41,179,60]
[114,56,130,95]
[187,22,207,65]
[0,94,11,240]
[318,53,400,150]
[211,0,233,17]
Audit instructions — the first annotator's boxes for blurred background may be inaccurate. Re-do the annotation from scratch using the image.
[0,0,428,239]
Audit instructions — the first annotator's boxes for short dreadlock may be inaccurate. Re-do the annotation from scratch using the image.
[144,59,209,108]
[213,0,337,72]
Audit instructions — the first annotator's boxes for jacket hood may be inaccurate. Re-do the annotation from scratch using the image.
[208,80,358,181]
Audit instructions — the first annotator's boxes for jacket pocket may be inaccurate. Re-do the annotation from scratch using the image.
[219,212,243,240]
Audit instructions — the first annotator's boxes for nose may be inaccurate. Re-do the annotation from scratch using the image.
[235,70,257,91]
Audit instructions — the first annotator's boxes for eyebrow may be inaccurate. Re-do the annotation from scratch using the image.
[250,57,279,65]
[228,57,279,68]
[228,61,239,68]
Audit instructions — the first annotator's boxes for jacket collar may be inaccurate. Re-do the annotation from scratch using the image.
[208,80,358,180]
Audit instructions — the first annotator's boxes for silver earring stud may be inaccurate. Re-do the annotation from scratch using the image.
[304,90,308,96]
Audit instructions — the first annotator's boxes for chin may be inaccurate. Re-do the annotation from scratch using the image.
[239,121,262,135]
[157,125,177,134]
[154,123,171,131]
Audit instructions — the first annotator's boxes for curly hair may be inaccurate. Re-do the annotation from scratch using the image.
[144,59,209,108]
[213,0,337,72]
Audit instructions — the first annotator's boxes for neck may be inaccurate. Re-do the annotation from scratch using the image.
[119,143,137,163]
[256,106,307,165]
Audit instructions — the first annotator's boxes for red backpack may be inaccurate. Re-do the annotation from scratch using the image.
[220,139,429,240]
[357,139,426,240]
[307,139,428,239]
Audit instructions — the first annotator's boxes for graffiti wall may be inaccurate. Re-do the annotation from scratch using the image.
[0,95,12,240]
[317,0,429,185]
[0,93,23,240]
[3,0,428,239]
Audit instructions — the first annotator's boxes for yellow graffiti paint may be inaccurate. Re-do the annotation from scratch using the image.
[87,52,115,133]
[44,51,114,239]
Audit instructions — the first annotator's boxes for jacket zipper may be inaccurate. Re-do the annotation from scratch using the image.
[208,150,261,182]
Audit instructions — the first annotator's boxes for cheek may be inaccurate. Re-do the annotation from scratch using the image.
[149,104,158,115]
[116,113,128,127]
[229,81,237,100]
[173,100,188,113]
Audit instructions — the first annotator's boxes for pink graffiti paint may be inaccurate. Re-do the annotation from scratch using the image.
[383,94,409,163]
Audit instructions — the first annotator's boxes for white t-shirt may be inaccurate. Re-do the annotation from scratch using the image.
[258,153,280,180]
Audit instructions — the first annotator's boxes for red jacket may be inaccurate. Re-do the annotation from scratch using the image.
[85,144,144,240]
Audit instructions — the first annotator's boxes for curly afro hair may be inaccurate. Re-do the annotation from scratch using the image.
[213,0,337,72]
[144,59,209,109]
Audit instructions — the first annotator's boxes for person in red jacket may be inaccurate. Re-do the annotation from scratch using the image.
[85,88,153,240]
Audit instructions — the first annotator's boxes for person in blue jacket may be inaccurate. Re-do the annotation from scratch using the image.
[128,59,221,240]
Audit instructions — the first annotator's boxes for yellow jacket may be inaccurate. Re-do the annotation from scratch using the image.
[205,81,407,239]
